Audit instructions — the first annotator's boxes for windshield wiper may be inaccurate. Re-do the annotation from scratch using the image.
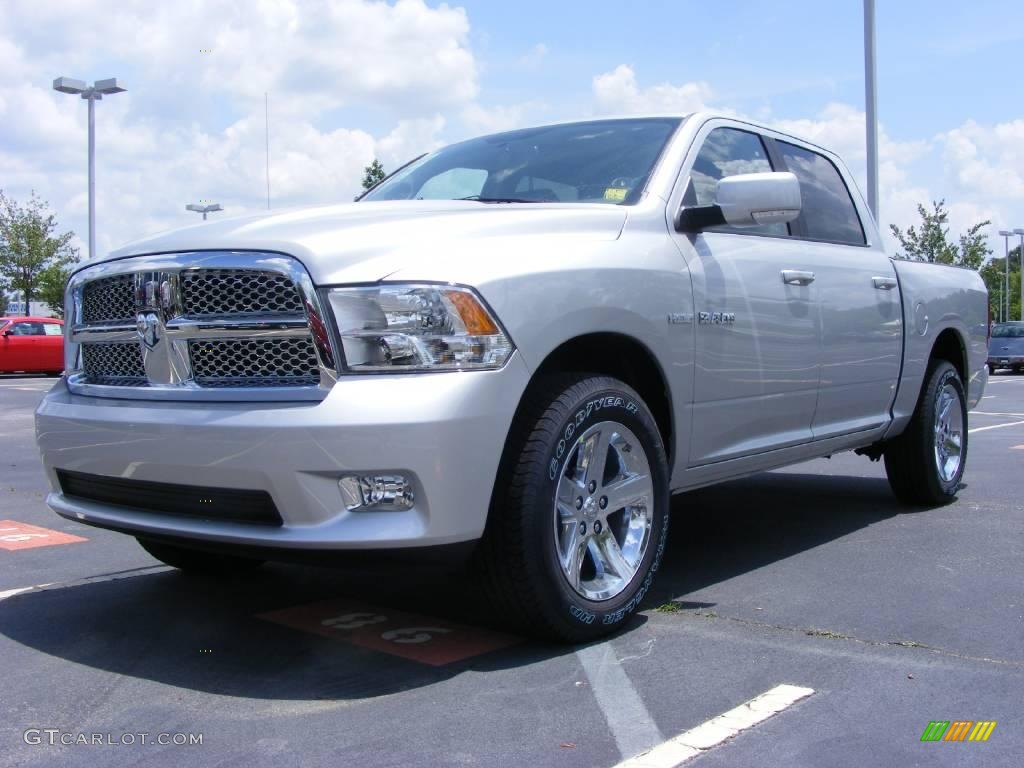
[457,195,539,203]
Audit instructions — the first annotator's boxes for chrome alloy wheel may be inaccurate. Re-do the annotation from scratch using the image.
[553,420,654,601]
[933,382,964,483]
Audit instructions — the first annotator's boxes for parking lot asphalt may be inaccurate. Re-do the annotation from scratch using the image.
[1,373,1022,767]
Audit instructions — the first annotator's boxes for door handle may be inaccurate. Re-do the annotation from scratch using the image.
[872,276,898,290]
[781,270,815,286]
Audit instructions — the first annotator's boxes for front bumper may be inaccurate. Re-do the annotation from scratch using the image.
[35,354,531,550]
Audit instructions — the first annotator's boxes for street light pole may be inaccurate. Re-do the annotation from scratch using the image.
[185,203,223,221]
[864,0,879,223]
[999,230,1014,323]
[1015,229,1024,321]
[53,77,126,261]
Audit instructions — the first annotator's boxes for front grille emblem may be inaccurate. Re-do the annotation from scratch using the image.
[136,311,162,349]
[131,272,187,385]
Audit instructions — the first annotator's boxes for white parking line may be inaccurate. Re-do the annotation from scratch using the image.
[0,565,170,602]
[971,411,1024,417]
[611,684,815,768]
[969,419,1024,434]
[577,642,664,758]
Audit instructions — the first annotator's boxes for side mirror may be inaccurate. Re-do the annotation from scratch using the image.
[2,329,12,337]
[677,171,802,232]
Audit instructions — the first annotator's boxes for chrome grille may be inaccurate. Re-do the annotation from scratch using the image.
[181,269,304,317]
[189,338,320,387]
[67,254,336,400]
[81,342,146,385]
[82,275,136,323]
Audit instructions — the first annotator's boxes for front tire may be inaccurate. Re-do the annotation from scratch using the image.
[137,538,265,575]
[477,375,670,642]
[884,360,967,506]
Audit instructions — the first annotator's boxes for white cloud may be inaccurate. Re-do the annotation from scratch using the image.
[461,103,532,134]
[0,0,478,118]
[592,65,713,116]
[0,0,479,258]
[516,43,548,70]
[375,116,446,168]
[941,119,1024,200]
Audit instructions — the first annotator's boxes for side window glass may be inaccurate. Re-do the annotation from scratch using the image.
[43,323,63,336]
[777,142,865,245]
[416,168,488,200]
[11,323,36,336]
[687,128,787,237]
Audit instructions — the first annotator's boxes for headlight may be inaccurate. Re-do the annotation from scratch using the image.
[327,284,514,372]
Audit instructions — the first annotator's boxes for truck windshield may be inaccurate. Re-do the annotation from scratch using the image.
[361,117,683,206]
[992,323,1024,338]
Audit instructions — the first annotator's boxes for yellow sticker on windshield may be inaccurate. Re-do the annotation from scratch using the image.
[604,187,628,202]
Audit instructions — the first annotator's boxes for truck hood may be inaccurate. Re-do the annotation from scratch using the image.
[99,201,628,284]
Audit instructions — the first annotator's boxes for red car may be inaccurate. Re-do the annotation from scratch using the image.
[0,316,64,375]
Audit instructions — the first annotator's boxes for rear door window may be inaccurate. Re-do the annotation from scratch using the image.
[776,141,865,245]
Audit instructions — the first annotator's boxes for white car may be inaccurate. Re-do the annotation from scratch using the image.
[36,113,989,640]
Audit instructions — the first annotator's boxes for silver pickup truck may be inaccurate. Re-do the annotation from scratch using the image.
[36,113,988,641]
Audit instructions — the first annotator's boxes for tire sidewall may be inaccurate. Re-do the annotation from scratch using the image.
[925,363,968,495]
[526,381,670,638]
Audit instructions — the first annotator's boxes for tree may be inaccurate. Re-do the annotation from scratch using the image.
[889,199,991,269]
[361,159,386,191]
[981,246,1022,322]
[37,262,76,319]
[0,190,78,312]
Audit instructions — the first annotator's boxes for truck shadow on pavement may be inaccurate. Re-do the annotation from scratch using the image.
[0,470,901,701]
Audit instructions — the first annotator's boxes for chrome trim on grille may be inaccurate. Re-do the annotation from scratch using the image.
[64,251,338,401]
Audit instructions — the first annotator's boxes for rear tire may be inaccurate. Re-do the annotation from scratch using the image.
[884,360,967,506]
[137,538,265,575]
[476,374,670,642]
[987,364,995,375]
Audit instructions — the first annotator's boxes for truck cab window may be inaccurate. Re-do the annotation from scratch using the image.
[777,141,865,245]
[687,127,788,237]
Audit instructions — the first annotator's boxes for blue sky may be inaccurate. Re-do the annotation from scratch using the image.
[1,0,1022,259]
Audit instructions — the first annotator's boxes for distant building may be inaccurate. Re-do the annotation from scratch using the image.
[2,298,54,317]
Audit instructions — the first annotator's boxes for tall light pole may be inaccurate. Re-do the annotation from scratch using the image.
[864,0,879,223]
[999,229,1014,323]
[1015,228,1024,321]
[52,77,126,261]
[185,203,223,221]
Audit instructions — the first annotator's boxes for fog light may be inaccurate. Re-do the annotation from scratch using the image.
[339,474,414,511]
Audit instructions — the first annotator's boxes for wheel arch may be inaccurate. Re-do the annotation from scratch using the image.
[930,326,967,382]
[509,332,675,468]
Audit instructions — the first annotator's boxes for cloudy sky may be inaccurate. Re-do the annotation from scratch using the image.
[1,0,1022,260]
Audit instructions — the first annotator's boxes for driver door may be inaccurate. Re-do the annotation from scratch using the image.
[670,125,822,465]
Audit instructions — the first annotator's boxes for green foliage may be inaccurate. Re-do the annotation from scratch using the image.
[981,247,1022,322]
[0,190,79,313]
[37,262,76,319]
[361,159,387,191]
[889,199,991,269]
